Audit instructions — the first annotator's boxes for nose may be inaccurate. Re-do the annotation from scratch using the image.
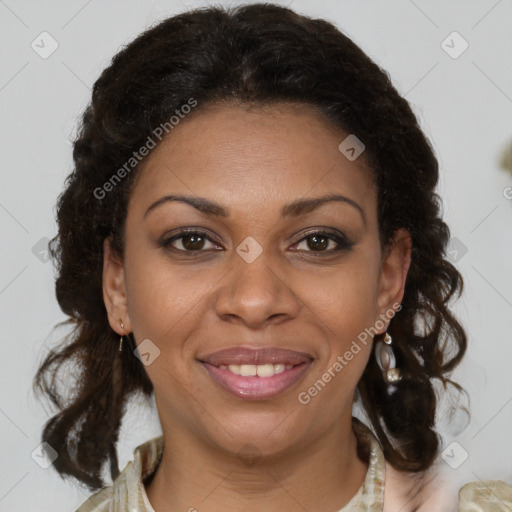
[214,247,301,329]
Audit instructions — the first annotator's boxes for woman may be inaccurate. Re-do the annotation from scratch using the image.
[33,3,499,511]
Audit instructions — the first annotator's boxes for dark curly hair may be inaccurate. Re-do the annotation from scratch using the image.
[33,2,468,493]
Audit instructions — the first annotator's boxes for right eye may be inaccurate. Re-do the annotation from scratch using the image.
[160,229,223,254]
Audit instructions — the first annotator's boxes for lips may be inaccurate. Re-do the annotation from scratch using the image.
[199,347,313,367]
[197,347,314,400]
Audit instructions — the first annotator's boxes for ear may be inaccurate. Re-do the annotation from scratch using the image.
[375,228,412,332]
[102,237,131,335]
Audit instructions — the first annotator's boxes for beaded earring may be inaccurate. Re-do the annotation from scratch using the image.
[374,332,402,384]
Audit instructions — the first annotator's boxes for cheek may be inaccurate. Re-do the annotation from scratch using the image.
[125,247,208,338]
[299,253,380,375]
[297,279,375,411]
[124,258,206,392]
[304,258,379,329]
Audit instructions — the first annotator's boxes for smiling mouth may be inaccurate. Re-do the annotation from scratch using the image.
[199,359,313,400]
[197,346,314,399]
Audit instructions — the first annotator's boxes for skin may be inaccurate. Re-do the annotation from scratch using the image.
[102,102,412,512]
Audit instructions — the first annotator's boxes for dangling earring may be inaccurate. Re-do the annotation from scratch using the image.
[119,322,124,352]
[375,332,402,384]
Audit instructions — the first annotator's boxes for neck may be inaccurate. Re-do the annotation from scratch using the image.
[145,415,368,512]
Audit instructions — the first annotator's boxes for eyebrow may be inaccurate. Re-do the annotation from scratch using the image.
[144,193,366,226]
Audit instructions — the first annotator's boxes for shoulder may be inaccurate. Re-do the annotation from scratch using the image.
[74,486,114,512]
[378,457,512,511]
[383,462,459,512]
[73,459,141,512]
[73,436,164,512]
[458,479,512,511]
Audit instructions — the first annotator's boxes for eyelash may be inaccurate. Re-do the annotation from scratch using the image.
[159,228,354,257]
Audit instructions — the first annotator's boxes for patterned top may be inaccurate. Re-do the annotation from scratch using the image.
[75,418,385,512]
[74,418,512,511]
[458,479,512,511]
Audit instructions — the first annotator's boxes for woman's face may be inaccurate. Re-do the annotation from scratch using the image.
[103,102,411,458]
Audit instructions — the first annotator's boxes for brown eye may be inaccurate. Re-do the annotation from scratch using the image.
[179,233,206,250]
[161,230,221,253]
[292,230,353,254]
[304,233,330,251]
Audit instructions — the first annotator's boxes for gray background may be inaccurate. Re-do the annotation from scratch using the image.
[1,0,511,510]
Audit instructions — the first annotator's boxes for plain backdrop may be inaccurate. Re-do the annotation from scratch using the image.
[1,0,511,510]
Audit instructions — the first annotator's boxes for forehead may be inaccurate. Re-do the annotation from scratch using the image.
[129,102,377,220]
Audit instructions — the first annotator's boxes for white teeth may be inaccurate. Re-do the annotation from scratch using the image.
[257,364,277,377]
[239,364,257,377]
[219,363,294,377]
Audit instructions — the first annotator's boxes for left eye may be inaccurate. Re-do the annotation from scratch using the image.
[291,231,350,253]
